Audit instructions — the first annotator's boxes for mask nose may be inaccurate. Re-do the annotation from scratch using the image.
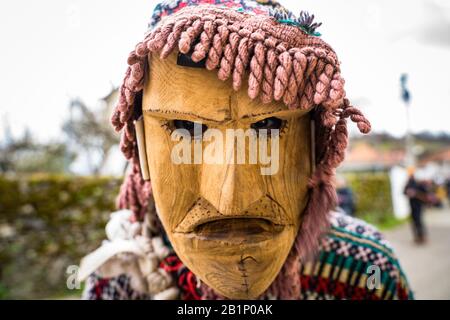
[200,161,265,215]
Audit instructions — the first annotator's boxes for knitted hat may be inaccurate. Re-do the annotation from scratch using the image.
[111,0,371,299]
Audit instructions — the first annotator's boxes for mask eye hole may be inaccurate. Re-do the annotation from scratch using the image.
[173,120,208,139]
[251,117,284,133]
[176,52,206,68]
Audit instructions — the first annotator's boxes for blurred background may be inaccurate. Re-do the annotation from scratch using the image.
[0,0,449,299]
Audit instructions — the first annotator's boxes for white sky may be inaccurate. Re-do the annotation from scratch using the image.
[1,0,449,142]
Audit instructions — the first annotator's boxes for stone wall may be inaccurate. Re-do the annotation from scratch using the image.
[0,174,121,298]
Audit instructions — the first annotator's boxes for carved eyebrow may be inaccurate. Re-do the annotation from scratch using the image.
[176,52,206,69]
[241,109,287,119]
[143,107,308,123]
[240,108,311,122]
[143,108,227,123]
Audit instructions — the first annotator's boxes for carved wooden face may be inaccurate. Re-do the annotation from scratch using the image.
[142,52,312,299]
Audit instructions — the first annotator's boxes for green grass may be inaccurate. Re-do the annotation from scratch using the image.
[0,282,9,299]
[357,212,408,231]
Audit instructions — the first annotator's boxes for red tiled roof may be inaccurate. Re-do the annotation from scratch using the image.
[344,143,405,167]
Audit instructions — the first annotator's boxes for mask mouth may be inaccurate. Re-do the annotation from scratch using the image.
[174,196,289,235]
[183,217,285,243]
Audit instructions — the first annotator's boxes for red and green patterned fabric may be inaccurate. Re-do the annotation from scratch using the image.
[82,211,413,300]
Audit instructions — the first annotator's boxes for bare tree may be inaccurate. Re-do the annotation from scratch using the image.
[63,91,119,175]
[0,125,75,174]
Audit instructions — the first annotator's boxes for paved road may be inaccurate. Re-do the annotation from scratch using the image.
[384,207,450,300]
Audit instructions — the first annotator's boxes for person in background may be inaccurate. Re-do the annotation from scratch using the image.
[445,177,450,205]
[336,176,356,216]
[425,180,442,208]
[404,168,428,245]
[433,180,446,208]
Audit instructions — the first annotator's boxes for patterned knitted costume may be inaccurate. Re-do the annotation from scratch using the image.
[82,211,413,300]
[80,0,413,300]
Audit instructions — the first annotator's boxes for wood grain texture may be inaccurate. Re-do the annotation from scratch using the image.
[142,52,312,299]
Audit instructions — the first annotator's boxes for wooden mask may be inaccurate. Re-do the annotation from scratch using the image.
[141,52,312,299]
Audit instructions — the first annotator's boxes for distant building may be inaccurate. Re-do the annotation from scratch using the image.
[98,87,127,177]
[417,148,450,182]
[100,87,119,122]
[339,141,450,218]
[340,142,405,172]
